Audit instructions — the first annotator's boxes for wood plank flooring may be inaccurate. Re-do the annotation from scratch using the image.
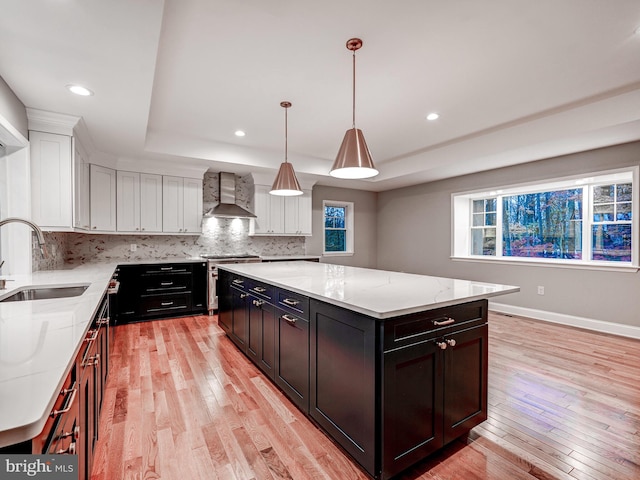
[90,313,640,480]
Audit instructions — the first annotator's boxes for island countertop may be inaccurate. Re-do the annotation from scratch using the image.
[217,261,520,319]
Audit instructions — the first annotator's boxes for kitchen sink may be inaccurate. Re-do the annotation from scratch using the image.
[0,284,90,302]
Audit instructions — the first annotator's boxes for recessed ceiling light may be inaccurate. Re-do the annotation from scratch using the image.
[426,113,439,121]
[234,130,246,137]
[66,84,94,96]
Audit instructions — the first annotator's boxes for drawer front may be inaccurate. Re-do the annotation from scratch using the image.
[141,272,191,294]
[383,300,487,351]
[141,263,192,275]
[141,293,191,315]
[229,274,249,291]
[276,288,310,320]
[248,280,274,302]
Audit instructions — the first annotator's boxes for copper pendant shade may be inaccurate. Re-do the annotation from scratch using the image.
[270,101,303,196]
[330,38,379,179]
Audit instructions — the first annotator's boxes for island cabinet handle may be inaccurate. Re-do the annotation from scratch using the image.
[252,299,264,307]
[160,281,174,286]
[161,301,174,306]
[253,286,267,293]
[282,298,299,306]
[232,279,244,285]
[51,384,77,417]
[240,293,248,299]
[433,317,455,326]
[436,341,447,350]
[446,338,456,347]
[84,329,99,342]
[57,442,76,455]
[282,314,297,325]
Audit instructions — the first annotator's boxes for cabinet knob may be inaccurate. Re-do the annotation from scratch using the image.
[436,341,447,350]
[446,339,456,347]
[57,442,76,455]
[92,226,97,229]
[136,227,139,230]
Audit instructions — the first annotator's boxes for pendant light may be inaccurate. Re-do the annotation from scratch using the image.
[330,38,379,179]
[270,101,303,196]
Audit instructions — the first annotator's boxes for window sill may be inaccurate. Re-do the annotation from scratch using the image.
[323,252,354,257]
[451,255,639,273]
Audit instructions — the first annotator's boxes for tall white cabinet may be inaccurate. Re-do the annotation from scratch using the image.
[30,131,74,229]
[116,171,163,233]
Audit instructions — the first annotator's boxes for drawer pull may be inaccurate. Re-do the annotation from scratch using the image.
[232,279,244,285]
[240,293,248,299]
[51,386,77,417]
[282,298,299,306]
[252,299,264,307]
[446,338,457,347]
[282,314,297,325]
[57,442,76,455]
[436,341,447,350]
[61,426,80,440]
[160,282,174,286]
[433,317,455,326]
[84,329,99,342]
[253,286,267,293]
[161,301,174,306]
[160,267,173,271]
[83,353,100,367]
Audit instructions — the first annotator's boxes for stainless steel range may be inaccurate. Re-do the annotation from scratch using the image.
[202,254,261,314]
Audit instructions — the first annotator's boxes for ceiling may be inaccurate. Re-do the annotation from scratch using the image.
[1,0,639,192]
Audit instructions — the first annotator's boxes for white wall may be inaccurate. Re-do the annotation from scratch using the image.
[377,141,640,330]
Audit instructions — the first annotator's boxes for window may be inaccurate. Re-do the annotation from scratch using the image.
[452,169,638,268]
[323,200,354,255]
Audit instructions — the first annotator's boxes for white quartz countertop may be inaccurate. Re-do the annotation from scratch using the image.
[260,255,321,261]
[218,261,520,319]
[0,263,117,448]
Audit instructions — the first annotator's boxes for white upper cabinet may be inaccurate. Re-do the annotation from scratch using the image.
[139,173,163,232]
[250,185,284,235]
[162,176,202,233]
[30,131,73,230]
[90,164,117,232]
[116,170,140,231]
[284,191,312,235]
[250,185,311,236]
[74,142,90,230]
[116,171,163,233]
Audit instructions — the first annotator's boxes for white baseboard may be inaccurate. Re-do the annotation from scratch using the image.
[488,301,640,340]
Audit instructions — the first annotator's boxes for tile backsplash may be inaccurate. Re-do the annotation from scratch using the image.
[33,172,307,270]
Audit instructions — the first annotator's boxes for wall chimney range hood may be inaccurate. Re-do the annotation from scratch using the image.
[204,172,256,219]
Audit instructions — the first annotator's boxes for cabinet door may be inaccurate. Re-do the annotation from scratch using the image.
[116,171,140,232]
[310,300,376,473]
[162,176,183,232]
[140,173,163,232]
[251,185,284,234]
[30,131,73,229]
[442,324,488,444]
[284,190,312,235]
[276,309,309,412]
[90,165,117,231]
[230,287,249,348]
[248,298,276,379]
[74,142,90,230]
[382,339,443,479]
[183,177,203,233]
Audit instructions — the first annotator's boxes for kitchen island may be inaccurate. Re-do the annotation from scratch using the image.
[217,261,519,480]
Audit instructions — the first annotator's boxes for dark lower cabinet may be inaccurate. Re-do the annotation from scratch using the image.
[113,262,207,323]
[218,271,489,480]
[248,298,276,379]
[275,309,309,412]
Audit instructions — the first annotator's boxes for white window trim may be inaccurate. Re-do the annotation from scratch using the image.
[451,167,639,272]
[323,200,354,257]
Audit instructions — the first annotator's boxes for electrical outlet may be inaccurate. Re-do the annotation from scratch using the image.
[130,244,137,252]
[537,286,545,295]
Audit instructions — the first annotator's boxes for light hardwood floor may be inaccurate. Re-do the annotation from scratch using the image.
[91,313,640,480]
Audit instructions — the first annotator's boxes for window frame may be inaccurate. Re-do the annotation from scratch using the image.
[323,200,354,256]
[451,167,639,272]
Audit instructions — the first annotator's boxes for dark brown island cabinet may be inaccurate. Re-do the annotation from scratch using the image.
[218,269,489,480]
[0,292,111,480]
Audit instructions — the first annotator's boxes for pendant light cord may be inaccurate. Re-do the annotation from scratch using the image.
[352,48,356,129]
[284,104,288,163]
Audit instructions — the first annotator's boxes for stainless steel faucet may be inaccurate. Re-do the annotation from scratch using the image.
[0,217,48,258]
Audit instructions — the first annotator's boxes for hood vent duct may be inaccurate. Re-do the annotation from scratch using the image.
[204,172,256,219]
